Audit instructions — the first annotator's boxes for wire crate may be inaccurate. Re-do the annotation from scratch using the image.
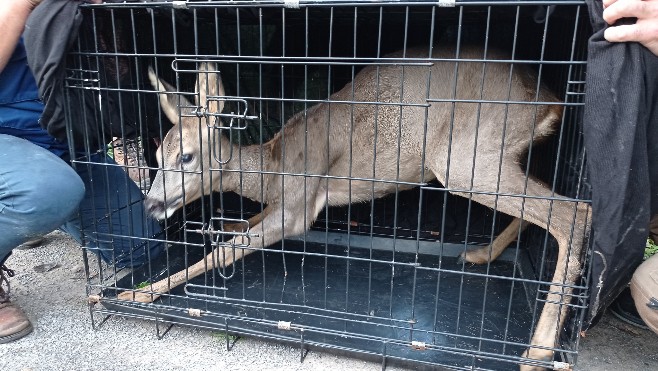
[65,1,592,370]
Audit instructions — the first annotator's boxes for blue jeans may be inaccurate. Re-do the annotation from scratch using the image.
[0,134,163,268]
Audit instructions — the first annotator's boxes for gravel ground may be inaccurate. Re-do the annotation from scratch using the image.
[1,231,657,370]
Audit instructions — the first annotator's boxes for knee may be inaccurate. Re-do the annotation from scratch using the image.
[24,168,85,220]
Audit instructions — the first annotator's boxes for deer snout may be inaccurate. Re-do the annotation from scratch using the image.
[145,197,168,220]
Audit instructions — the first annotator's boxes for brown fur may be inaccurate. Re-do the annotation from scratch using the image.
[120,46,590,370]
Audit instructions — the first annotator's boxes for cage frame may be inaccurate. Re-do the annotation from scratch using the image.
[64,1,593,370]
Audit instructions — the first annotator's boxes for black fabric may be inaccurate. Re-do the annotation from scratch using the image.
[23,0,84,143]
[584,0,658,326]
[23,0,162,149]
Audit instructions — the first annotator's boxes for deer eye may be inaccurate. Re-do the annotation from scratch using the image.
[180,153,194,164]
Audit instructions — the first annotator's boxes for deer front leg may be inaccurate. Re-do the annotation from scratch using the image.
[117,206,274,303]
[116,246,238,303]
[460,218,528,264]
[221,212,266,233]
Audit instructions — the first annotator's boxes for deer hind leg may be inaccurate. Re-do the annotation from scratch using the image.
[441,162,587,370]
[460,217,529,264]
[518,205,587,371]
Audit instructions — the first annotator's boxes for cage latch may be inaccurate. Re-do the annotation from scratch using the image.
[411,341,426,351]
[187,218,257,280]
[203,97,259,164]
[204,97,258,131]
[203,217,258,243]
[189,217,257,244]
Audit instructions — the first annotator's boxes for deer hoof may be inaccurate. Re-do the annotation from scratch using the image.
[117,290,160,303]
[458,249,490,265]
[519,347,554,371]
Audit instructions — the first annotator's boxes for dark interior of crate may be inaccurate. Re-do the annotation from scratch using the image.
[78,3,591,369]
[101,236,533,370]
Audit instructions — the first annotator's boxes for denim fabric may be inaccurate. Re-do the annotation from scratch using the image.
[61,152,164,268]
[0,134,84,263]
[1,39,162,269]
[0,134,164,268]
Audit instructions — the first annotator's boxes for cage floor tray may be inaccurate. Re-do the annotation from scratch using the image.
[100,238,535,370]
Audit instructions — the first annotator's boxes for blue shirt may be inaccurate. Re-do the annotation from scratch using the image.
[0,38,68,157]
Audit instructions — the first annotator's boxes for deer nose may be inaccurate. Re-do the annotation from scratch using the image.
[145,197,166,218]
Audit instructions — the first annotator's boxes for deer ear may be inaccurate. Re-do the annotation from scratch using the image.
[148,66,194,126]
[197,62,225,120]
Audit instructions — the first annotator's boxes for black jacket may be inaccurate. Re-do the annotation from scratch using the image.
[24,0,83,144]
[24,0,161,149]
[584,0,658,326]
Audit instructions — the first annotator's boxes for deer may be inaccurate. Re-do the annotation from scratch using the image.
[118,45,590,370]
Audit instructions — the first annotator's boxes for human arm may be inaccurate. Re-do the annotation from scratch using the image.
[0,0,41,73]
[603,0,658,56]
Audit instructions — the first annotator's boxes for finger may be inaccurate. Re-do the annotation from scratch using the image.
[604,23,646,43]
[26,0,42,9]
[603,0,646,25]
[602,0,619,9]
[606,22,658,57]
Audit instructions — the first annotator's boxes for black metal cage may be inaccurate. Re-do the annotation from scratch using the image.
[65,1,592,370]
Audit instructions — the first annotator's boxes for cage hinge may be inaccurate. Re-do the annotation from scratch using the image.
[87,294,101,304]
[277,321,292,331]
[188,308,202,317]
[552,361,572,370]
[411,341,426,351]
[171,1,188,10]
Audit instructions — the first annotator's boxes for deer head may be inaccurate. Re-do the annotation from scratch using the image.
[145,62,227,220]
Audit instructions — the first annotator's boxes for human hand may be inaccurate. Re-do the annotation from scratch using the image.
[25,0,43,10]
[603,0,658,56]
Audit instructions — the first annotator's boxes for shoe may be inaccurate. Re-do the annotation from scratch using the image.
[0,265,33,343]
[609,286,649,329]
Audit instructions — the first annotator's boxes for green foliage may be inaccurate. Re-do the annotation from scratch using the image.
[135,281,151,289]
[645,238,658,260]
[211,331,237,342]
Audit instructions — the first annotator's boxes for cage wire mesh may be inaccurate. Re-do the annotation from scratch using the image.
[64,1,593,369]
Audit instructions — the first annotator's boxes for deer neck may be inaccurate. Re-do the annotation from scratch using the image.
[211,130,275,204]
